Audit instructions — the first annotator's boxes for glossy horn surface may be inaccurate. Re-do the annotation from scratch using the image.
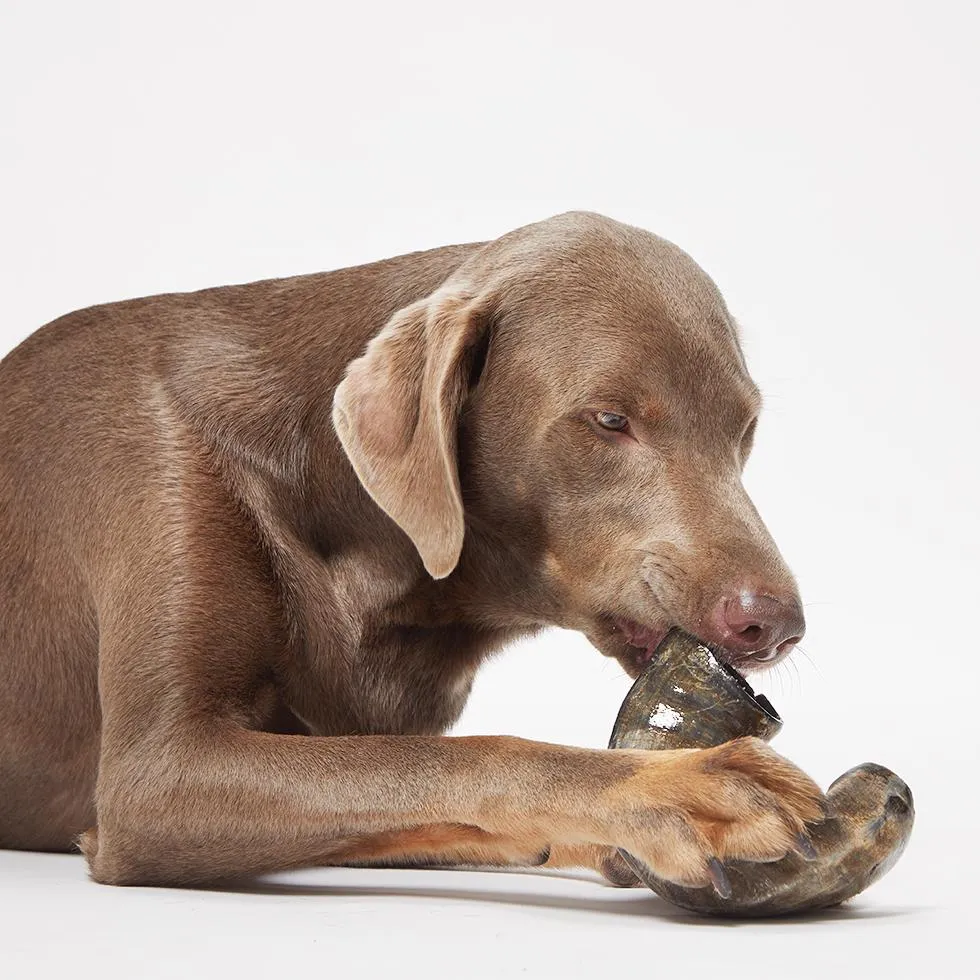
[609,629,782,751]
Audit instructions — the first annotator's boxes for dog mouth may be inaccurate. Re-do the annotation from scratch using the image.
[608,616,786,677]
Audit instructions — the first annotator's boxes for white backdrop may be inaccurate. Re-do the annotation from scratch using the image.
[1,2,977,978]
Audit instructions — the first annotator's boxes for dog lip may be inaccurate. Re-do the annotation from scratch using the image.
[610,617,670,667]
[723,648,784,678]
[730,637,798,674]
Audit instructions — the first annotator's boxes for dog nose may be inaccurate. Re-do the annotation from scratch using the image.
[703,590,805,662]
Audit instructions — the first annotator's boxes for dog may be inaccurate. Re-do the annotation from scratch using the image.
[0,211,823,891]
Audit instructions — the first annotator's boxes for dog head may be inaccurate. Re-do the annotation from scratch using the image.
[333,212,804,676]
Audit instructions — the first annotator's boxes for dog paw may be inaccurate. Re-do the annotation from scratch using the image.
[607,737,825,893]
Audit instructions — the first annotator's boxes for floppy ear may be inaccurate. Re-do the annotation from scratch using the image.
[332,287,491,579]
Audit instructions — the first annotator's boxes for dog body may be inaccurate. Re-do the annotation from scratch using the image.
[0,212,822,888]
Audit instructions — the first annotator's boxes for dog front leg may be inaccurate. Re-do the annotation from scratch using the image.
[86,710,824,890]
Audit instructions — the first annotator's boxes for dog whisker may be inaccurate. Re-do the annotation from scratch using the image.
[793,644,823,680]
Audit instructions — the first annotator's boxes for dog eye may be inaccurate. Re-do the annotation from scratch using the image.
[596,411,629,431]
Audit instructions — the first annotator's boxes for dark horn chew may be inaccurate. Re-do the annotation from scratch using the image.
[608,628,915,916]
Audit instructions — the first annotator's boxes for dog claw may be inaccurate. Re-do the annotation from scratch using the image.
[794,832,818,861]
[706,858,732,898]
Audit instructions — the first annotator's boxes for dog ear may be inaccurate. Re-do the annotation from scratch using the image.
[332,287,491,579]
